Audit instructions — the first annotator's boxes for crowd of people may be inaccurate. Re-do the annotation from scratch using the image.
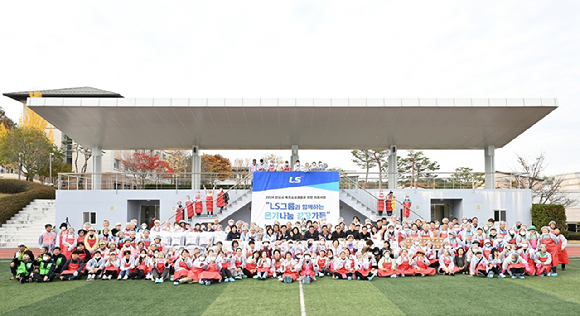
[10,215,569,285]
[249,159,328,172]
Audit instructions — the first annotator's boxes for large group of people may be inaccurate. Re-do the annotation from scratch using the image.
[10,214,569,285]
[250,159,328,173]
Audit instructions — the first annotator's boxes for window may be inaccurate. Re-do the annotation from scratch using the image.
[83,212,97,225]
[114,158,121,170]
[494,209,506,222]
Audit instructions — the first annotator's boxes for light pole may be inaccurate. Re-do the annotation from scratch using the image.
[18,153,21,180]
[49,152,54,184]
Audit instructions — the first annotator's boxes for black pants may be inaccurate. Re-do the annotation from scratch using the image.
[355,271,369,280]
[386,211,392,217]
[510,267,525,276]
[429,261,440,269]
[324,268,333,275]
[378,211,383,216]
[333,272,353,279]
[34,273,54,282]
[104,270,118,278]
[476,269,487,277]
[242,268,256,278]
[201,278,220,284]
[221,268,233,279]
[131,268,146,279]
[489,266,501,275]
[454,266,468,274]
[17,273,31,281]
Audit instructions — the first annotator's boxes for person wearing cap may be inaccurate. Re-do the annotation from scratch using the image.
[354,251,374,281]
[60,250,85,281]
[553,227,569,272]
[85,227,100,254]
[99,227,112,244]
[86,250,105,281]
[56,223,68,253]
[10,243,34,280]
[527,225,539,250]
[151,220,162,233]
[38,223,57,253]
[502,252,528,279]
[534,244,553,276]
[538,226,559,276]
[414,250,436,276]
[469,249,488,277]
[34,251,56,282]
[15,251,34,283]
[517,240,536,276]
[102,252,120,280]
[482,239,494,259]
[111,223,122,237]
[60,227,77,259]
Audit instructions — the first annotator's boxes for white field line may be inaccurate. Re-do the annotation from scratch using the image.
[299,281,306,316]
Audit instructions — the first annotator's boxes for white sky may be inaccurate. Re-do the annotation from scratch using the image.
[1,1,578,175]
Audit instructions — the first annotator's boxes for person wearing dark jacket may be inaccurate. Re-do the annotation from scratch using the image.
[15,253,34,283]
[60,251,85,280]
[51,247,67,274]
[226,226,241,241]
[34,253,56,282]
[304,226,319,240]
[332,226,347,241]
[10,243,35,280]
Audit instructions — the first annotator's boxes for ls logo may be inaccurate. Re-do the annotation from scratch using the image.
[289,176,302,183]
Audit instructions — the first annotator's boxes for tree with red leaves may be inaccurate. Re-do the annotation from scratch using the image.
[122,152,174,188]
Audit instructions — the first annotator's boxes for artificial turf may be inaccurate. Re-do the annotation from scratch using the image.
[1,259,578,316]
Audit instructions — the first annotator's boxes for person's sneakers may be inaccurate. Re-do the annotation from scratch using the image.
[547,272,552,277]
[108,275,113,280]
[318,272,324,277]
[117,275,122,280]
[499,274,506,278]
[242,275,247,279]
[253,275,259,279]
[450,273,455,276]
[303,278,310,284]
[235,276,242,280]
[224,278,229,282]
[159,278,164,283]
[347,276,352,281]
[102,275,107,280]
[205,281,211,286]
[391,275,397,278]
[174,281,180,286]
[488,273,494,278]
[145,273,152,280]
[519,276,525,279]
[10,276,15,280]
[19,278,25,284]
[284,276,292,283]
[123,275,129,280]
[368,277,373,281]
[357,277,361,280]
[511,276,517,279]
[401,274,405,278]
[551,273,558,277]
[229,278,235,282]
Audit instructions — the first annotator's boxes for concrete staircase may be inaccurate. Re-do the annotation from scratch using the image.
[340,190,377,219]
[0,199,56,248]
[190,190,252,224]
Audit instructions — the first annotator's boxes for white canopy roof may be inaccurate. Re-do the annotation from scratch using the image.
[27,97,557,150]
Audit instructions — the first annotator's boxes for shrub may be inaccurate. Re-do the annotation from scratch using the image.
[568,232,580,241]
[531,204,569,238]
[0,179,28,194]
[0,179,55,225]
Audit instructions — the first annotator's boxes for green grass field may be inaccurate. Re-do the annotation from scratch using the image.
[1,259,579,316]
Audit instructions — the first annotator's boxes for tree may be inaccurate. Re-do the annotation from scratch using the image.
[166,150,192,173]
[122,152,174,188]
[351,150,376,186]
[261,153,285,169]
[201,154,233,185]
[371,150,389,189]
[37,145,72,185]
[72,143,93,174]
[20,106,54,143]
[513,153,577,207]
[0,126,53,181]
[0,106,15,131]
[449,167,485,189]
[399,150,440,188]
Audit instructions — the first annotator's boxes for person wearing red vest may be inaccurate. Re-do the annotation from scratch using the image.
[204,185,215,218]
[194,192,203,217]
[403,196,412,219]
[84,227,99,254]
[60,251,84,280]
[377,190,385,216]
[131,249,150,279]
[102,253,120,279]
[175,201,185,222]
[216,188,227,214]
[38,224,57,253]
[185,195,194,219]
[151,252,171,283]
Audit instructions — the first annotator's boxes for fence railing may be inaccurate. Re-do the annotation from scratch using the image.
[57,171,531,191]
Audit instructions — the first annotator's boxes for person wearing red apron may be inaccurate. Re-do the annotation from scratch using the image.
[204,186,214,218]
[185,196,194,220]
[39,224,57,253]
[403,196,411,219]
[409,225,420,239]
[172,250,192,284]
[194,192,203,217]
[438,249,455,275]
[60,251,84,280]
[534,244,553,276]
[62,229,77,259]
[527,226,540,250]
[84,228,99,254]
[386,192,393,216]
[539,226,559,276]
[256,252,272,280]
[131,250,149,279]
[300,253,317,283]
[151,253,170,283]
[118,251,135,280]
[282,253,300,282]
[243,252,260,278]
[198,257,222,285]
[232,250,246,279]
[502,253,527,279]
[77,230,87,247]
[414,251,436,276]
[518,244,536,276]
[175,201,184,223]
[217,188,227,214]
[469,250,488,277]
[377,190,385,216]
[552,227,569,271]
[102,253,120,279]
[377,250,395,277]
[180,256,205,283]
[394,250,415,277]
[487,249,503,278]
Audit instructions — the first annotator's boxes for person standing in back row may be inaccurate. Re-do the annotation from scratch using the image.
[386,191,393,216]
[204,186,215,218]
[39,224,57,254]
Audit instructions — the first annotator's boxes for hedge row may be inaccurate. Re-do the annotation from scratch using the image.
[0,179,55,225]
[531,204,569,238]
